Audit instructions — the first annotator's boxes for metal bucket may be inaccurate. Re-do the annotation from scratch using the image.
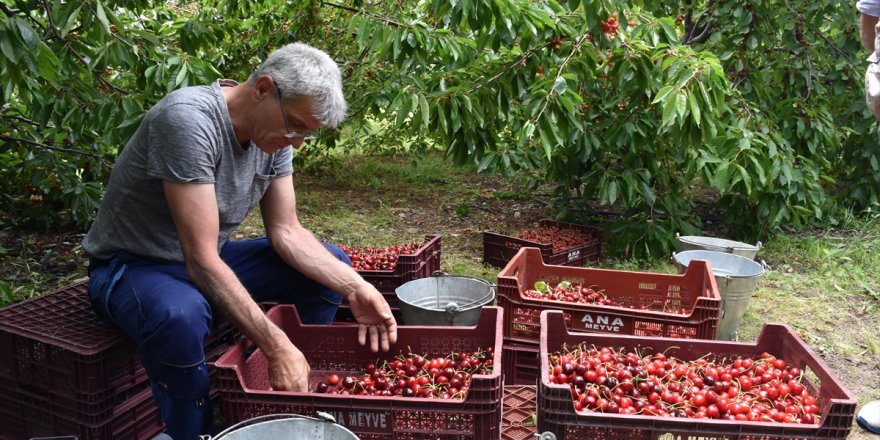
[676,233,761,260]
[673,250,764,341]
[395,273,495,326]
[208,413,359,440]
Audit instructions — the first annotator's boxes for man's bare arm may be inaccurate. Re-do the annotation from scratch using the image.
[260,175,397,351]
[163,180,310,391]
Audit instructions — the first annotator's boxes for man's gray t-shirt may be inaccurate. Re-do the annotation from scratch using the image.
[83,81,293,262]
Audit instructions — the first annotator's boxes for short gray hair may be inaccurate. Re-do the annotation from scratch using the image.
[248,42,347,128]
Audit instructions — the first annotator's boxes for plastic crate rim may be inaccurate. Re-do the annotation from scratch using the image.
[214,304,505,400]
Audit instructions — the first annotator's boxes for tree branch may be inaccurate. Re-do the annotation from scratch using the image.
[683,0,716,45]
[0,134,112,168]
[685,22,713,45]
[533,31,593,123]
[0,114,41,126]
[40,0,132,95]
[323,1,407,28]
[0,3,19,17]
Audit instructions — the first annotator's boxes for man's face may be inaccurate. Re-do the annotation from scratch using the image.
[254,89,321,154]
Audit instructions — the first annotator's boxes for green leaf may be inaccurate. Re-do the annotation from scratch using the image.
[534,281,550,294]
[175,61,188,87]
[687,89,701,126]
[553,76,567,95]
[395,92,413,128]
[36,44,58,82]
[538,127,553,161]
[0,34,14,62]
[14,18,37,48]
[95,1,111,34]
[747,35,758,50]
[608,180,618,205]
[60,4,83,38]
[662,94,677,127]
[419,94,429,128]
[652,85,674,104]
[675,92,687,120]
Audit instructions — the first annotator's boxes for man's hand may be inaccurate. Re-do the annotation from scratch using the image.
[347,285,398,352]
[265,343,310,392]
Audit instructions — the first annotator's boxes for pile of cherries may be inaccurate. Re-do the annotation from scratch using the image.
[515,225,594,253]
[524,281,688,314]
[524,281,615,305]
[548,345,821,424]
[313,348,494,399]
[340,241,423,271]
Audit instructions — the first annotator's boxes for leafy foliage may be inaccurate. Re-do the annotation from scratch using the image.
[1,0,876,258]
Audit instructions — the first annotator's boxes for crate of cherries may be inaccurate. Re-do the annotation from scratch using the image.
[483,219,601,268]
[214,304,504,440]
[497,247,721,343]
[338,234,441,299]
[537,310,858,440]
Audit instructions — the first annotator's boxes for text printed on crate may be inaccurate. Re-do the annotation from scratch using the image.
[580,314,625,332]
[326,410,389,430]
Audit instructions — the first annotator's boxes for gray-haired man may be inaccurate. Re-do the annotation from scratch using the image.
[83,43,397,439]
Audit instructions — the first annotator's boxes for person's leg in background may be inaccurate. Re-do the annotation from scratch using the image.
[221,237,348,323]
[89,254,213,440]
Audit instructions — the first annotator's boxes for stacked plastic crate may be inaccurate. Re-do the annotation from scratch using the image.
[0,282,160,439]
[482,219,602,269]
[497,247,722,387]
[0,281,237,440]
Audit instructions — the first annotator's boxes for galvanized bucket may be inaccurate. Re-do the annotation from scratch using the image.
[673,250,764,341]
[395,272,495,326]
[207,413,359,440]
[676,233,761,260]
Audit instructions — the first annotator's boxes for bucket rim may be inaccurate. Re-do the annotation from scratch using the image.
[673,250,764,278]
[676,235,760,251]
[395,275,495,313]
[210,413,360,439]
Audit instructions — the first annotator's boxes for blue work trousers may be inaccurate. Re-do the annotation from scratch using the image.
[87,238,348,440]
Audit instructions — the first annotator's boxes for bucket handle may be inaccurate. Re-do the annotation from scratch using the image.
[201,412,340,439]
[445,288,495,314]
[431,271,496,314]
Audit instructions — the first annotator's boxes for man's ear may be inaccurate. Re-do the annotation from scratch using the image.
[253,75,274,100]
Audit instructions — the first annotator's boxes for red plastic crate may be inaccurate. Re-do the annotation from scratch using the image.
[537,310,858,440]
[0,282,144,403]
[503,385,537,440]
[214,304,504,439]
[0,281,236,424]
[483,219,602,268]
[0,384,163,440]
[352,234,442,294]
[497,247,721,344]
[502,340,539,386]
